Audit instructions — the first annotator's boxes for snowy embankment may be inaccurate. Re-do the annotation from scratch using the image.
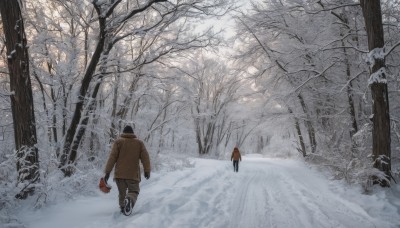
[18,155,400,228]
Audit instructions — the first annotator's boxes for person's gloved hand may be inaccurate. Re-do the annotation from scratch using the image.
[144,172,150,180]
[104,173,110,183]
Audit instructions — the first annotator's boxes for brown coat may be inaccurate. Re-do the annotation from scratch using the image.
[231,148,242,161]
[105,133,151,181]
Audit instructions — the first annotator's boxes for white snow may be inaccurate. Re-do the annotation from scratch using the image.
[17,156,400,228]
[368,67,388,85]
[366,47,385,67]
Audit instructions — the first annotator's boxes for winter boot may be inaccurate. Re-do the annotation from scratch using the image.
[122,196,134,216]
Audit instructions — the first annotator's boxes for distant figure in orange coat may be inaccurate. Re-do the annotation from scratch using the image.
[231,147,242,172]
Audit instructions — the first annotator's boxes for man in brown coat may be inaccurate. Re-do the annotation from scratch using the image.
[104,125,151,215]
[231,147,242,172]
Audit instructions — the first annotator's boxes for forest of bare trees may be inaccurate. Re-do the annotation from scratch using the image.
[234,0,400,188]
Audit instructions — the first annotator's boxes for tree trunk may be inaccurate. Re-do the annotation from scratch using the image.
[333,8,359,152]
[298,95,316,153]
[342,40,358,152]
[32,69,52,143]
[289,107,306,157]
[110,74,121,140]
[0,0,40,199]
[59,3,107,176]
[360,0,391,187]
[65,40,112,172]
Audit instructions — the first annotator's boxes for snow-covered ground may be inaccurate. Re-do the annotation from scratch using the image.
[17,155,400,228]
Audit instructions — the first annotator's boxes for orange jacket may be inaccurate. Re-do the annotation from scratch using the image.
[105,133,151,181]
[231,148,242,161]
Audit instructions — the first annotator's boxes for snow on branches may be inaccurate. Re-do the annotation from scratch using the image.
[368,67,387,85]
[365,42,400,66]
[365,47,385,67]
[365,41,400,85]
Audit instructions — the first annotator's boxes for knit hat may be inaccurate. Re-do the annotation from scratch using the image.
[123,125,134,133]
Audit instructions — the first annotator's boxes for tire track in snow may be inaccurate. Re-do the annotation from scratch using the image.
[228,161,283,228]
[229,171,261,228]
[246,159,383,228]
[225,158,388,228]
[273,164,379,228]
[131,160,234,228]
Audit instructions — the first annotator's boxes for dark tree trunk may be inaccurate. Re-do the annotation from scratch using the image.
[298,95,316,153]
[341,40,358,137]
[289,107,306,157]
[360,0,391,187]
[342,40,358,153]
[0,0,40,198]
[65,40,112,173]
[59,3,107,176]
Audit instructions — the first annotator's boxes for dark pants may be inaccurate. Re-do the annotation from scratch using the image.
[233,160,239,172]
[115,179,140,208]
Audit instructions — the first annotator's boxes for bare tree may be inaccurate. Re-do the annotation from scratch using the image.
[0,0,39,198]
[59,0,168,176]
[360,0,392,187]
[181,57,241,155]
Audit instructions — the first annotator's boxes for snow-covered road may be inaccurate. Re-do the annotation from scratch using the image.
[20,155,399,228]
